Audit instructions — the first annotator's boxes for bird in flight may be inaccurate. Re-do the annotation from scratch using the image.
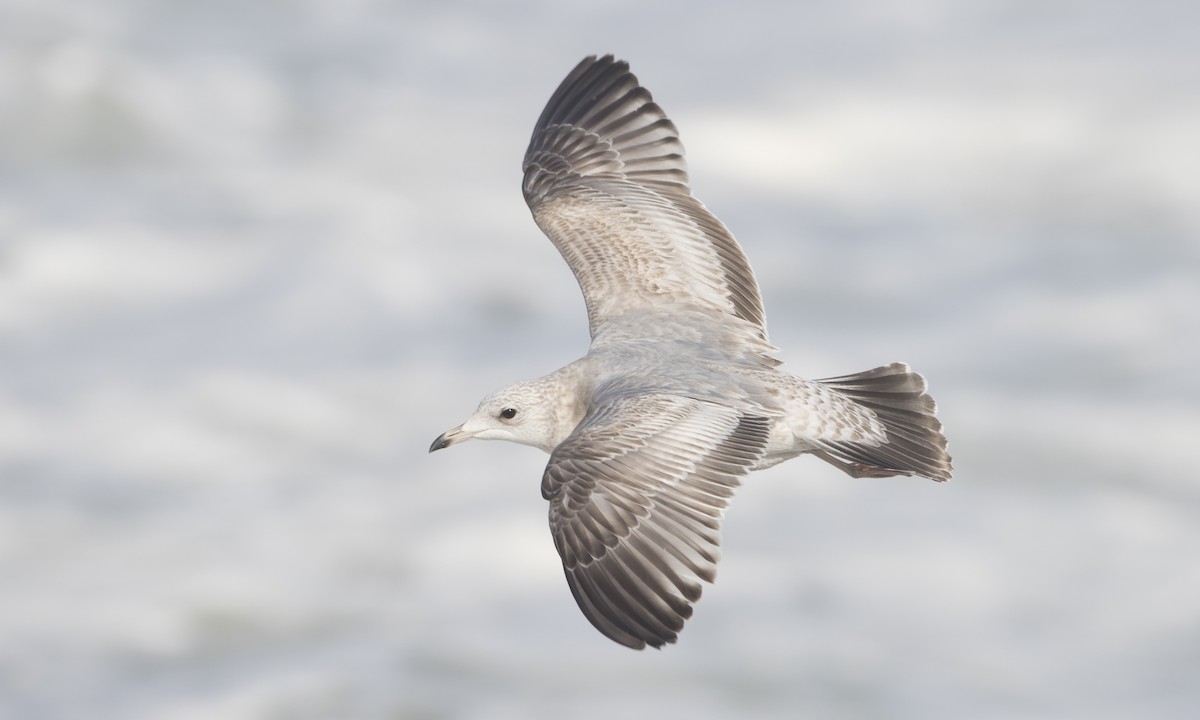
[430,55,952,650]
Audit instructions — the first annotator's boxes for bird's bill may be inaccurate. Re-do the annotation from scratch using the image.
[429,424,475,452]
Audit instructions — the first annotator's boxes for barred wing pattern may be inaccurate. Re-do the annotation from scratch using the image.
[523,55,768,340]
[542,393,771,649]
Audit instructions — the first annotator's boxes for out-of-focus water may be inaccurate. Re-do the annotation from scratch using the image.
[2,1,1198,718]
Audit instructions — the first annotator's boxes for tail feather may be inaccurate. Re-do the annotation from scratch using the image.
[815,362,952,482]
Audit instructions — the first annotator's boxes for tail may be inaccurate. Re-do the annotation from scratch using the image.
[813,362,952,482]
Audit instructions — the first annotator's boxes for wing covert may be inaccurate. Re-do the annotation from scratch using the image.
[523,55,767,340]
[542,393,770,649]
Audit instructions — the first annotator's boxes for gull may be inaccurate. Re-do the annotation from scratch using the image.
[430,55,952,650]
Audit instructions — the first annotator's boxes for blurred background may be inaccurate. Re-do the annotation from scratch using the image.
[2,1,1198,718]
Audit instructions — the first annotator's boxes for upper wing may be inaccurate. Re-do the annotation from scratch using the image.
[541,392,771,649]
[522,55,767,340]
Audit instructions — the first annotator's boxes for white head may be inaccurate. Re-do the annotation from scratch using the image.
[429,378,563,454]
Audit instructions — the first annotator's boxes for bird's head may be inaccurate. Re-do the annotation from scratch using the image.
[429,379,561,454]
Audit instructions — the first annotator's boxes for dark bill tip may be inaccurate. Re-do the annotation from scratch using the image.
[430,425,469,453]
[429,434,451,453]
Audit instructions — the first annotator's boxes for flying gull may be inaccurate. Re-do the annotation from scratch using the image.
[430,55,952,650]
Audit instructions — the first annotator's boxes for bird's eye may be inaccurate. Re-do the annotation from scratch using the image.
[499,407,518,420]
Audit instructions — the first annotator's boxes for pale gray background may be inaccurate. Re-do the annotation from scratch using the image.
[2,1,1198,718]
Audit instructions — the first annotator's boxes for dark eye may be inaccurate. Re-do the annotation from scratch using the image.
[499,407,518,420]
